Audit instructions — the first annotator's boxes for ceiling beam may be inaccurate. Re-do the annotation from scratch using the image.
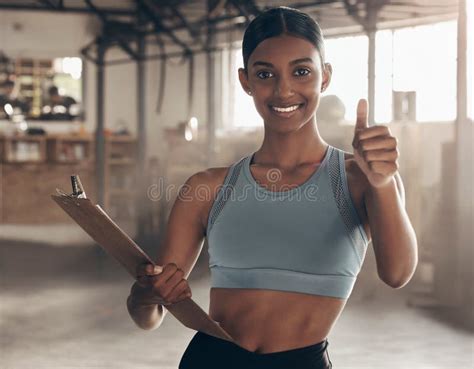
[228,0,252,24]
[245,0,263,16]
[137,0,193,53]
[37,0,58,9]
[84,0,139,60]
[162,0,204,45]
[0,2,134,15]
[143,1,341,35]
[382,4,458,14]
[343,0,365,26]
[286,0,342,11]
[388,0,459,8]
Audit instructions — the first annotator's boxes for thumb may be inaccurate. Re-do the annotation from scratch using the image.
[355,98,368,131]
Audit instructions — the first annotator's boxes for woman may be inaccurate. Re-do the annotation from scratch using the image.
[127,7,418,369]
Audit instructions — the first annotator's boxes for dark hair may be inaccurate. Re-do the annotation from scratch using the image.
[48,86,59,96]
[242,7,326,71]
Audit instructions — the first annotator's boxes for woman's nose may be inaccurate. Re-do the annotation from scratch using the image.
[275,76,294,99]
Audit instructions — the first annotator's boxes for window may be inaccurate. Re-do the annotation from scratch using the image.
[324,35,369,123]
[227,47,263,128]
[326,21,457,124]
[391,21,457,122]
[52,57,83,102]
[0,56,83,121]
[224,20,458,128]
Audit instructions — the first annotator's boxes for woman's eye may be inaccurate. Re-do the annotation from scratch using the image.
[296,68,310,76]
[256,71,273,79]
[256,69,310,79]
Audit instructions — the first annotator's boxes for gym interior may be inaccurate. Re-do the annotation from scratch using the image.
[0,1,472,368]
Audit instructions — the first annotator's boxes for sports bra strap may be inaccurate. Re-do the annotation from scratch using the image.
[206,157,246,234]
[327,148,368,263]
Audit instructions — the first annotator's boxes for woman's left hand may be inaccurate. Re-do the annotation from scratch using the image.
[351,99,399,189]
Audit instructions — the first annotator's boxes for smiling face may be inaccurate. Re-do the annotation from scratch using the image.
[239,34,332,133]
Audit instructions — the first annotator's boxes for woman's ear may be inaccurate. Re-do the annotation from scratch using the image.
[321,63,333,92]
[238,67,252,95]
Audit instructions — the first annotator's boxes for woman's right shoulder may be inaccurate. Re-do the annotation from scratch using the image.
[178,166,233,231]
[184,166,232,193]
[179,166,234,205]
[181,155,248,202]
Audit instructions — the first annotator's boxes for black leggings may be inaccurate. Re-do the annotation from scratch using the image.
[179,331,333,369]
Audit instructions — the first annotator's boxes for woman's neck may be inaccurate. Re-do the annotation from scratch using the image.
[254,119,328,169]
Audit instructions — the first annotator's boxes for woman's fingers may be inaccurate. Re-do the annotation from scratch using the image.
[162,280,192,305]
[146,264,163,276]
[175,289,193,303]
[132,262,191,306]
[169,278,191,299]
[154,267,184,293]
[136,263,163,277]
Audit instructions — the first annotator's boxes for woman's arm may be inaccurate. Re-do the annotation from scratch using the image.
[352,99,418,288]
[127,291,166,331]
[127,170,214,330]
[364,172,418,288]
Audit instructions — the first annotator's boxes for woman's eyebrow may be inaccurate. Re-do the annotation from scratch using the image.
[252,57,314,68]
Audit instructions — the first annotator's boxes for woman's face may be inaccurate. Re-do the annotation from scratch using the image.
[239,34,332,133]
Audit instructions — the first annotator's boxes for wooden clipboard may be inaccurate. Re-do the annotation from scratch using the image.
[51,184,234,343]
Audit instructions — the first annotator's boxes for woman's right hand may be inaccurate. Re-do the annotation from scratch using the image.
[130,262,192,307]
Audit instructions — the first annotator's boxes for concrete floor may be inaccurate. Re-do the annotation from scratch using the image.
[1,240,472,369]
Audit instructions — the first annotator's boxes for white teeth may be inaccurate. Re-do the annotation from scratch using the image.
[272,104,300,113]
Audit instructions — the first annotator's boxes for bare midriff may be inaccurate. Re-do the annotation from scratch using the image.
[209,287,347,354]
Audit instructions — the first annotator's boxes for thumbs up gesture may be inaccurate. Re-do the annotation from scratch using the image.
[352,99,399,189]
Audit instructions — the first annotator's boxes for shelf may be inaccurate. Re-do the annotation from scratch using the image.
[108,158,135,165]
[10,58,54,119]
[1,135,47,163]
[4,135,46,142]
[2,160,45,164]
[0,132,141,226]
[47,136,93,163]
[49,135,93,141]
[52,159,92,165]
[106,135,137,143]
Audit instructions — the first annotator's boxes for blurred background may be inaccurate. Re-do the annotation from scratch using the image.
[0,1,472,368]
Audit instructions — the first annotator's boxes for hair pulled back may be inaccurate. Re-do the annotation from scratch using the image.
[242,7,326,71]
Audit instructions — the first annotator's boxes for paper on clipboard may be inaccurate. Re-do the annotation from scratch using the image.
[51,176,234,343]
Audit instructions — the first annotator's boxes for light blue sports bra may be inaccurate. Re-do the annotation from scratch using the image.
[206,145,369,299]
